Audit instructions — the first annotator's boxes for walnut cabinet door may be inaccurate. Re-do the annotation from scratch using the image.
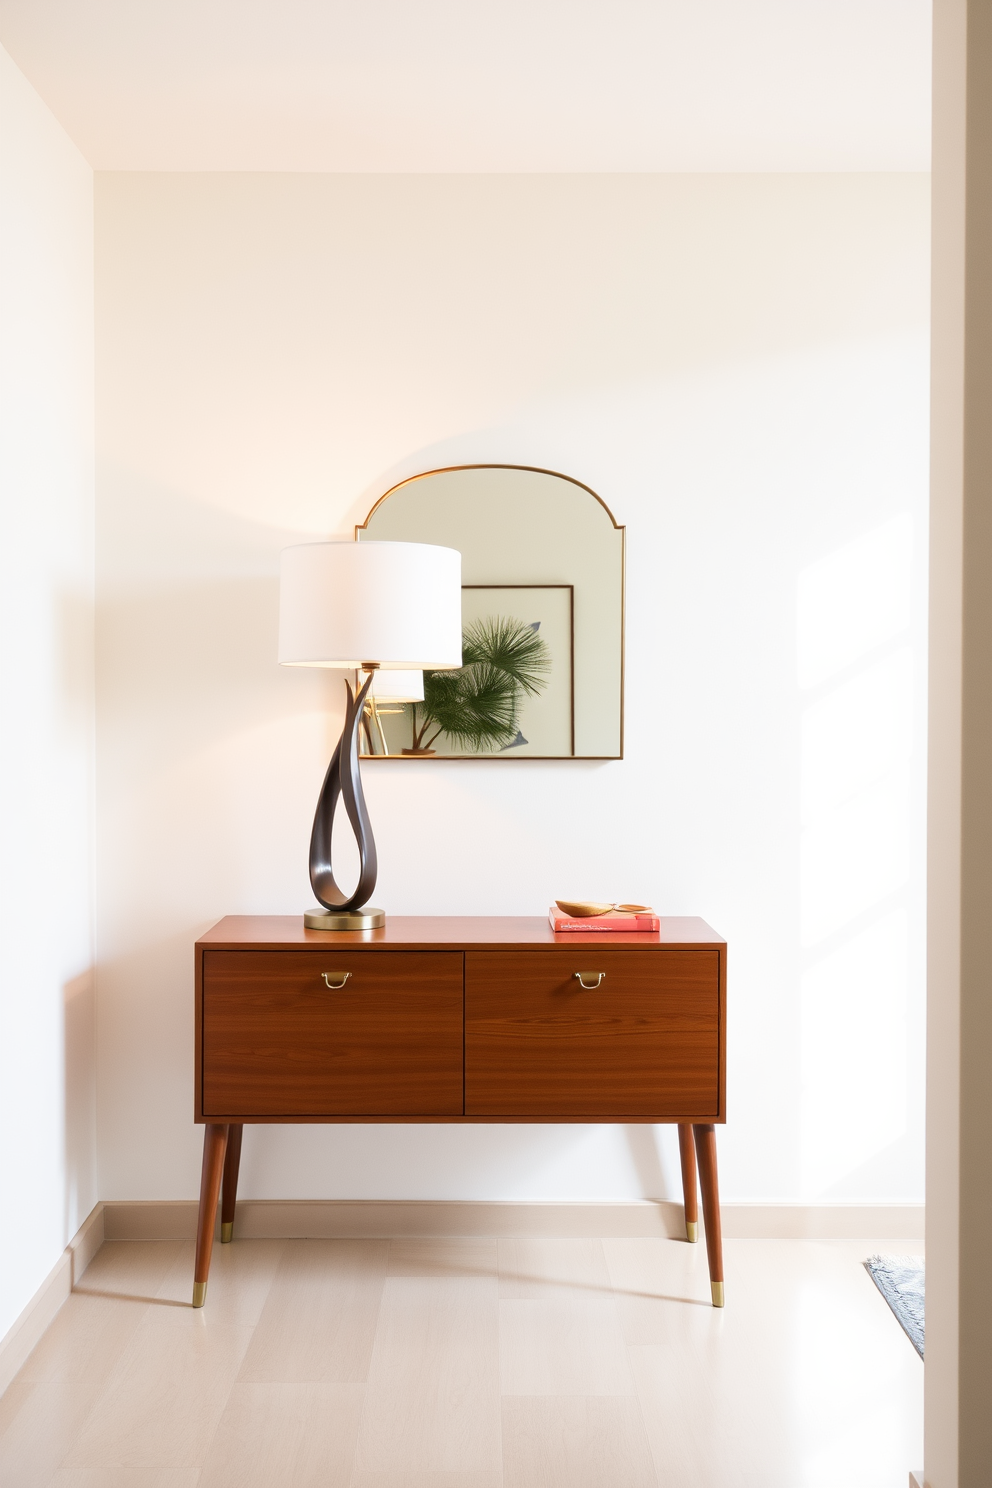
[464,949,721,1117]
[201,950,464,1117]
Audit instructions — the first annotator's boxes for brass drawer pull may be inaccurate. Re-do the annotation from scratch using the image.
[574,971,606,990]
[321,971,352,990]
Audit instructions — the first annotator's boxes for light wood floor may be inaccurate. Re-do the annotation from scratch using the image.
[0,1234,922,1487]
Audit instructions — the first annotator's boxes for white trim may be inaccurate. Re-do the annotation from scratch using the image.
[0,1202,104,1397]
[101,1199,925,1242]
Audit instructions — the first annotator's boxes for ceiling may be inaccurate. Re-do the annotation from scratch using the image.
[0,0,932,172]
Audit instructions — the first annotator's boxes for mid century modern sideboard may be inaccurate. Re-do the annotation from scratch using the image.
[192,916,727,1305]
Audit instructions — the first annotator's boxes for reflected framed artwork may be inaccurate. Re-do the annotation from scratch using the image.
[367,585,574,758]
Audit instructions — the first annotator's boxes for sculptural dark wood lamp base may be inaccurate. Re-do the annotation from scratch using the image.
[304,671,384,931]
[192,914,727,1308]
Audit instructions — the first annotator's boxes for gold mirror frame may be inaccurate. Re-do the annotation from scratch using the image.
[356,464,625,761]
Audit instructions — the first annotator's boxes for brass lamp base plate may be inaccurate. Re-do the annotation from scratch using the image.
[304,907,385,931]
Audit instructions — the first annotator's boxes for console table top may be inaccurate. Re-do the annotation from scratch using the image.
[198,914,725,951]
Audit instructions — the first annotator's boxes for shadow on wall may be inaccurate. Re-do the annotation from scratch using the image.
[64,969,96,1242]
[57,587,96,739]
[623,1123,674,1201]
[98,576,294,742]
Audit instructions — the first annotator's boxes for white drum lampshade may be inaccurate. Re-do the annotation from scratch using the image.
[279,541,462,670]
[278,539,462,932]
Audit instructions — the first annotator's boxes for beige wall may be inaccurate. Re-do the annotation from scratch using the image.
[94,172,930,1211]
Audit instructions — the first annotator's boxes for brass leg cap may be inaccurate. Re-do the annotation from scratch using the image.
[220,1222,234,1243]
[711,1281,725,1308]
[192,1282,207,1308]
[686,1221,698,1243]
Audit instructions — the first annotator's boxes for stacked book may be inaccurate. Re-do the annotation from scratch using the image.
[549,906,660,934]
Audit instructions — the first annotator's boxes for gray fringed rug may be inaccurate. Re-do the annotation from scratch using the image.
[865,1254,925,1358]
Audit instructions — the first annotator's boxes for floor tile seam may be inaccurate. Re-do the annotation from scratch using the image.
[59,1313,259,1472]
[234,1319,373,1389]
[65,1344,212,1471]
[619,1389,666,1488]
[61,1359,247,1475]
[499,1386,641,1397]
[496,1281,622,1299]
[497,1311,635,1391]
[0,1382,32,1447]
[618,1375,712,1488]
[495,1291,625,1305]
[126,1313,259,1341]
[386,1258,501,1273]
[357,1283,504,1476]
[352,1392,505,1478]
[194,1367,289,1481]
[298,1288,390,1396]
[187,1266,285,1330]
[495,1291,630,1330]
[601,1247,704,1293]
[13,1299,156,1388]
[235,1369,374,1385]
[498,1392,663,1488]
[29,1374,133,1481]
[239,1379,367,1398]
[623,1339,742,1427]
[381,1272,499,1288]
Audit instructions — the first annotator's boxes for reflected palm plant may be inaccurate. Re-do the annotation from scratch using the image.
[408,615,551,753]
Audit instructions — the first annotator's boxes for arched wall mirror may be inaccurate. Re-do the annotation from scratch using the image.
[356,465,624,759]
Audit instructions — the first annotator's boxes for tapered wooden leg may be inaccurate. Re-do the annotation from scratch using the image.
[193,1123,228,1307]
[693,1123,724,1307]
[678,1124,699,1242]
[221,1124,243,1242]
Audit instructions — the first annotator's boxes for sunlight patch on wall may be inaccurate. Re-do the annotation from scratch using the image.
[800,910,908,1197]
[797,515,915,1197]
[797,514,913,688]
[800,650,913,946]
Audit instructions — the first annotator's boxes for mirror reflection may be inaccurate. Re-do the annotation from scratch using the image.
[357,465,624,759]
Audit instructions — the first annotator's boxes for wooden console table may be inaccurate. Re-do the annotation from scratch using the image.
[193,915,727,1306]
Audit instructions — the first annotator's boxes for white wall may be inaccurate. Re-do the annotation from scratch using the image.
[94,172,930,1206]
[0,44,96,1341]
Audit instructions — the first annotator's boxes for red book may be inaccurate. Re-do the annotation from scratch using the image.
[549,906,660,934]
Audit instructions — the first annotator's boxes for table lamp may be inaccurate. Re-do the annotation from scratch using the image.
[279,540,462,928]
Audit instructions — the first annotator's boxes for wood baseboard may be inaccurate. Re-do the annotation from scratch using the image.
[70,1200,106,1277]
[0,1202,105,1397]
[101,1199,925,1243]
